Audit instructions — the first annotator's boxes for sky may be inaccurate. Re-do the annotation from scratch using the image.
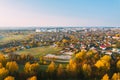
[0,0,120,27]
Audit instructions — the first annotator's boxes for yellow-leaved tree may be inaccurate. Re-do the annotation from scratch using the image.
[86,50,93,57]
[117,60,120,71]
[75,50,86,60]
[66,59,77,74]
[57,64,64,77]
[0,54,6,66]
[101,55,111,62]
[0,67,8,79]
[101,74,109,80]
[4,76,15,80]
[0,62,3,68]
[95,55,111,70]
[27,76,37,80]
[95,60,104,68]
[24,62,40,74]
[62,39,68,43]
[47,61,56,74]
[111,73,120,80]
[6,61,19,73]
[82,64,91,76]
[24,62,30,73]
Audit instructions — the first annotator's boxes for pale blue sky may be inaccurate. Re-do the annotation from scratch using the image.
[0,0,120,27]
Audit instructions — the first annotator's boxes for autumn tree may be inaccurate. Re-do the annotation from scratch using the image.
[111,73,120,80]
[101,74,109,80]
[95,60,104,68]
[62,39,68,43]
[101,55,111,62]
[24,62,40,75]
[62,39,69,46]
[0,63,3,68]
[27,76,37,80]
[75,50,86,60]
[95,55,111,70]
[24,62,30,73]
[57,64,64,77]
[0,54,7,66]
[46,61,56,74]
[6,61,19,74]
[4,76,15,80]
[66,59,77,77]
[116,60,120,71]
[86,50,94,57]
[0,67,8,80]
[82,64,92,76]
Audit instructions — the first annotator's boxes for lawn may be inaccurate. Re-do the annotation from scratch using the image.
[0,35,28,45]
[16,46,62,57]
[16,46,66,72]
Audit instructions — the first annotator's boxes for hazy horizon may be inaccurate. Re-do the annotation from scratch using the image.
[0,0,120,27]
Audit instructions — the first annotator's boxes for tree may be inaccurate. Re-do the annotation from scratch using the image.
[86,50,94,57]
[27,76,37,80]
[57,64,64,77]
[75,51,86,60]
[111,73,120,80]
[29,62,40,74]
[82,64,92,76]
[6,61,19,73]
[47,61,56,73]
[117,60,120,71]
[4,76,15,80]
[24,62,30,73]
[24,62,40,74]
[95,60,104,68]
[101,55,111,62]
[101,74,109,80]
[0,62,3,68]
[0,54,6,66]
[0,67,8,79]
[95,55,111,70]
[66,59,77,77]
[62,39,68,43]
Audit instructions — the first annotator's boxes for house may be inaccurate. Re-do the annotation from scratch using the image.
[112,48,118,52]
[112,48,120,54]
[100,45,106,50]
[63,51,73,55]
[112,36,120,40]
[105,51,112,55]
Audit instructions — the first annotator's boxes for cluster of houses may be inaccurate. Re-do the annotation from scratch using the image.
[1,27,120,62]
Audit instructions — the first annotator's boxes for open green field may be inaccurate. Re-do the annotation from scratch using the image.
[0,35,28,45]
[16,46,62,57]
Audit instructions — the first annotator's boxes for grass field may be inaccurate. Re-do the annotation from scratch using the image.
[16,46,62,57]
[0,35,28,45]
[16,46,64,72]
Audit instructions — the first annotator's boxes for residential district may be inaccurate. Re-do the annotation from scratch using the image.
[0,27,120,80]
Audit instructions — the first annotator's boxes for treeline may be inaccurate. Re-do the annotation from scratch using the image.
[0,48,120,80]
